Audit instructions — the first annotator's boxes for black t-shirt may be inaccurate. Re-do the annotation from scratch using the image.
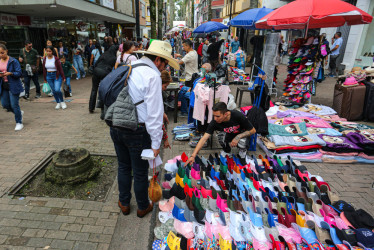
[206,110,253,135]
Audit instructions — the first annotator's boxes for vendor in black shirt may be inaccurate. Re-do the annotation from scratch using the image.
[185,102,256,166]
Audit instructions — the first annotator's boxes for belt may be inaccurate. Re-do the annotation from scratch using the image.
[47,71,56,73]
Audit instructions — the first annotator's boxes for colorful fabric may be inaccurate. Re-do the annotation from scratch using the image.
[270,134,326,147]
[283,117,332,128]
[268,122,308,136]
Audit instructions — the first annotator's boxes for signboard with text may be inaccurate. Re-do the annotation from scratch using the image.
[101,0,114,9]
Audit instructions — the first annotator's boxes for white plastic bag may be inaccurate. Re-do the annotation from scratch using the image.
[227,94,237,110]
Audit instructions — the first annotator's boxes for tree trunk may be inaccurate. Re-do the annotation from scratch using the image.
[208,0,212,21]
[191,0,194,28]
[157,0,163,39]
[150,0,157,39]
[170,0,175,27]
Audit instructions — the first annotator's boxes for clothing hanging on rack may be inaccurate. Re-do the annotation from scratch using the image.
[192,83,230,124]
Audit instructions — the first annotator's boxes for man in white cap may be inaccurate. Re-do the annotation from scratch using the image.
[112,40,179,218]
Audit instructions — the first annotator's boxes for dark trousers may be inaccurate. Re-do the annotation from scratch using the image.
[23,70,41,96]
[89,74,102,111]
[198,55,202,67]
[329,54,339,76]
[110,127,151,210]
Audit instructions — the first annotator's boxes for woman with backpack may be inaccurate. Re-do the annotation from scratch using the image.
[89,45,118,114]
[114,41,137,69]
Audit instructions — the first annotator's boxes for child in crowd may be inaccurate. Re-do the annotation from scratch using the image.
[60,55,77,97]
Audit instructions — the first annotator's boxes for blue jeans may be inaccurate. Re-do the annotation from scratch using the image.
[73,55,86,79]
[110,127,152,210]
[46,72,63,103]
[1,89,22,123]
[64,77,71,93]
[23,70,41,95]
[178,86,191,114]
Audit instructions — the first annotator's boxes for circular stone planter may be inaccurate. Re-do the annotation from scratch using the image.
[45,148,101,184]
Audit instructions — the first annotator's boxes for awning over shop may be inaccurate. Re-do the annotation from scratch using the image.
[0,0,135,24]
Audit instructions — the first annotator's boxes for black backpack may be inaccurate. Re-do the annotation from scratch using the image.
[98,63,150,108]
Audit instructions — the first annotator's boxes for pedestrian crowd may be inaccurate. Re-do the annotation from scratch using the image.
[0,35,151,131]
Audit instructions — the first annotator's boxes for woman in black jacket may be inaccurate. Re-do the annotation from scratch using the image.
[89,45,118,115]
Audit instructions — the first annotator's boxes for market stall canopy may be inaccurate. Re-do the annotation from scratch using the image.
[168,27,181,33]
[255,0,373,30]
[193,21,228,33]
[228,7,273,29]
[192,31,221,38]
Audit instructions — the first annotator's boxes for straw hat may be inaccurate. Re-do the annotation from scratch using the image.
[135,40,180,70]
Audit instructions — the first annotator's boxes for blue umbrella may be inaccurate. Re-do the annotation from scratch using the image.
[193,21,229,33]
[228,7,273,29]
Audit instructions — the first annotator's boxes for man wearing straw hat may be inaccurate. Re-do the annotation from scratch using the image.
[111,40,180,218]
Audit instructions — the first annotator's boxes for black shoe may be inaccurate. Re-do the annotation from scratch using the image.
[35,93,41,99]
[23,95,29,100]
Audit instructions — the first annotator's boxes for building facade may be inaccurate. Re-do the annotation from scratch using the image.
[0,0,135,57]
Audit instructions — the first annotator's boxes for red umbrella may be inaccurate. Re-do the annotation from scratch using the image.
[255,0,373,30]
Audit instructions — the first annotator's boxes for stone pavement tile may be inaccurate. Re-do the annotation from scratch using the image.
[0,218,21,227]
[95,218,117,227]
[50,239,75,249]
[97,243,110,250]
[81,225,104,234]
[45,200,65,208]
[101,205,119,213]
[102,226,115,235]
[30,206,51,214]
[37,221,62,230]
[60,223,82,232]
[27,200,47,207]
[26,237,52,248]
[66,231,90,241]
[89,211,109,219]
[82,203,103,211]
[89,233,112,243]
[49,208,71,216]
[63,201,84,210]
[0,246,35,250]
[12,205,32,212]
[19,220,41,229]
[75,217,97,225]
[22,228,47,238]
[0,226,25,236]
[73,241,98,250]
[0,234,8,244]
[5,236,30,246]
[0,210,17,219]
[69,209,90,217]
[44,230,68,239]
[54,215,76,223]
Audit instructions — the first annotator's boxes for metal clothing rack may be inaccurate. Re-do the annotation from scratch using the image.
[249,65,266,151]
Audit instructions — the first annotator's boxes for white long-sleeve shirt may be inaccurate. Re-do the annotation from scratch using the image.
[127,56,164,149]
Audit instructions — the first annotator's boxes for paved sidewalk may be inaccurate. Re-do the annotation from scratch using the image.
[0,66,373,249]
[0,77,155,250]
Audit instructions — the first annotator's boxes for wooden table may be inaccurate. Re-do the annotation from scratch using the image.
[165,84,180,123]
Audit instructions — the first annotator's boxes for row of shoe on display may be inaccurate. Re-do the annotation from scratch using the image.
[152,152,374,250]
[283,37,324,103]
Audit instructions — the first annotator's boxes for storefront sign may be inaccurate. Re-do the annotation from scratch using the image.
[1,14,18,26]
[17,16,31,26]
[101,0,114,9]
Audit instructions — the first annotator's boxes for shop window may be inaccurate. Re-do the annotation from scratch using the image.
[142,4,146,18]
